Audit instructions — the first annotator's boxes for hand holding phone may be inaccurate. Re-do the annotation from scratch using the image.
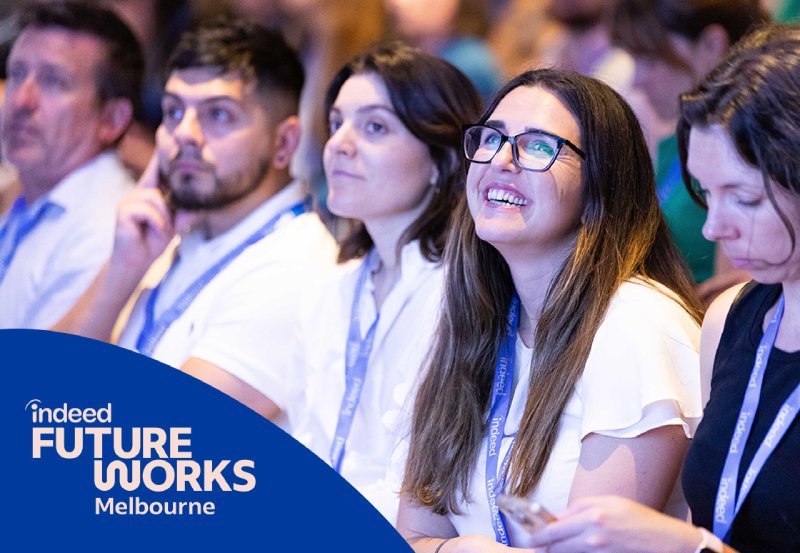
[497,494,556,533]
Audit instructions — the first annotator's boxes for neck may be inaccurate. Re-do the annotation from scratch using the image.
[775,280,800,351]
[503,242,574,347]
[18,151,102,204]
[363,189,431,274]
[363,220,407,311]
[193,177,288,240]
[19,173,62,204]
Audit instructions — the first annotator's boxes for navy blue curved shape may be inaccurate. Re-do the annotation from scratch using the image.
[0,330,412,552]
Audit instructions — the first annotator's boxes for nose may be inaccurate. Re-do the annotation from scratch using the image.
[702,201,737,242]
[490,139,520,172]
[173,108,204,148]
[9,74,39,113]
[326,121,356,157]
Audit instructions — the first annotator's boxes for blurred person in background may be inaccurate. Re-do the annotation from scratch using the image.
[101,0,199,176]
[1,14,20,216]
[0,1,141,328]
[611,0,768,300]
[489,0,672,155]
[384,0,501,100]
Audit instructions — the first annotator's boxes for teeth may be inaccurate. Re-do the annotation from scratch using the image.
[487,188,528,206]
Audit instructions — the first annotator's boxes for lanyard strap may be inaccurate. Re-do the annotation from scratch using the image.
[657,158,682,207]
[330,250,381,473]
[0,197,57,284]
[713,294,800,541]
[486,293,520,546]
[135,201,307,356]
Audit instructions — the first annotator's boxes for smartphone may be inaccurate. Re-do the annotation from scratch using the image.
[497,494,556,533]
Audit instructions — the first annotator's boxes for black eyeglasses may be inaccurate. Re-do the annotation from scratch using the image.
[462,124,586,172]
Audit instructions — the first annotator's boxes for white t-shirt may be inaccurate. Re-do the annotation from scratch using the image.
[289,241,444,525]
[449,279,703,546]
[116,181,337,427]
[0,152,133,329]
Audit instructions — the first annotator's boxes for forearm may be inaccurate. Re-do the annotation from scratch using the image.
[51,260,144,340]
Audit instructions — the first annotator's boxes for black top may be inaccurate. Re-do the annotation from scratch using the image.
[683,283,800,552]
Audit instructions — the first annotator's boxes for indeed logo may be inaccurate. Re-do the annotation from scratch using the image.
[25,399,112,424]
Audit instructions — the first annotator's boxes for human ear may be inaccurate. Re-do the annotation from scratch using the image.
[98,98,134,146]
[693,24,730,77]
[272,115,301,170]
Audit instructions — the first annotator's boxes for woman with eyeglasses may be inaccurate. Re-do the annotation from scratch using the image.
[397,68,705,552]
[286,42,482,525]
[519,25,800,553]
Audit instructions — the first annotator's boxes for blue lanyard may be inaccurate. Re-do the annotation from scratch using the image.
[0,197,57,284]
[713,294,800,542]
[330,250,381,473]
[135,201,307,356]
[486,293,520,545]
[657,158,682,207]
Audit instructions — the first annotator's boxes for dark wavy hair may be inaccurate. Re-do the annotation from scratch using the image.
[678,23,800,259]
[403,68,704,515]
[324,41,483,263]
[168,16,304,114]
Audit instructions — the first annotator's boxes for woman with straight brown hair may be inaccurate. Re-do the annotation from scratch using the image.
[397,68,705,552]
[527,24,800,553]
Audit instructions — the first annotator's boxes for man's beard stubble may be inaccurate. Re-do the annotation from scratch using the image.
[159,154,271,212]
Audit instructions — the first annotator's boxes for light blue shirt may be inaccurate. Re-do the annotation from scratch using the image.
[0,152,133,329]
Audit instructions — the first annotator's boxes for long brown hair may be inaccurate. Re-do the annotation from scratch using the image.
[403,68,704,515]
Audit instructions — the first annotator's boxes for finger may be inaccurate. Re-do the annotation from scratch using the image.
[137,153,162,190]
[121,199,174,238]
[120,188,173,228]
[526,518,585,548]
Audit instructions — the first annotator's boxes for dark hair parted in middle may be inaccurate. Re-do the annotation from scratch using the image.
[168,17,305,111]
[403,68,704,515]
[678,23,800,258]
[325,41,483,263]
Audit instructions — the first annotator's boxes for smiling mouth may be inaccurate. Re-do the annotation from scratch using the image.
[487,188,529,207]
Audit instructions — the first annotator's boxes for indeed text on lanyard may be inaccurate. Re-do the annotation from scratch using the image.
[330,249,380,473]
[0,197,58,284]
[485,293,520,546]
[713,294,800,542]
[135,201,307,356]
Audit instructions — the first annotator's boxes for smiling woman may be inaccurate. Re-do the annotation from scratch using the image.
[515,23,800,553]
[397,68,706,553]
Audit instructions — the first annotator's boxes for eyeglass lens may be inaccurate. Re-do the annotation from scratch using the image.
[464,126,560,170]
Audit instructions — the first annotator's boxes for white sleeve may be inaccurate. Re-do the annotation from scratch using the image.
[577,283,703,439]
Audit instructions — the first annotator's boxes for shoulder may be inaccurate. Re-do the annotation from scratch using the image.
[700,282,750,366]
[597,279,700,347]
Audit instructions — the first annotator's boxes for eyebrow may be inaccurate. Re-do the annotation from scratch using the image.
[484,120,562,137]
[330,104,398,117]
[161,92,241,105]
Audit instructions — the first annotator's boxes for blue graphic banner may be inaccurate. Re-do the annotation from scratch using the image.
[0,330,411,552]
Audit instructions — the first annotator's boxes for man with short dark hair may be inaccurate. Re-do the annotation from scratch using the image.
[0,1,144,328]
[56,18,337,425]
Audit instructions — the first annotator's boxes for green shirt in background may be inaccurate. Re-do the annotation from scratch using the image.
[655,134,715,283]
